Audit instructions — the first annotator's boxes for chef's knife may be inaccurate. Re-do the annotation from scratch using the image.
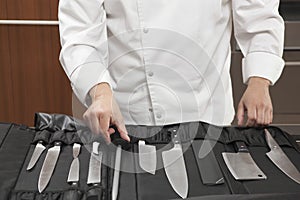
[265,129,300,184]
[222,141,267,180]
[191,140,224,185]
[138,140,156,174]
[27,141,46,170]
[87,142,103,185]
[38,141,62,193]
[67,143,81,185]
[162,128,188,199]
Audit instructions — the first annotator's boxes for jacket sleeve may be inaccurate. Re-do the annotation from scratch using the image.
[58,0,111,106]
[232,0,285,85]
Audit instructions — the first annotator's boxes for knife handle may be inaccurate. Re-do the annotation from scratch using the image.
[234,141,249,153]
[110,128,131,150]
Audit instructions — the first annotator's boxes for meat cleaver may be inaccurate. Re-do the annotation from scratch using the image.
[222,141,267,180]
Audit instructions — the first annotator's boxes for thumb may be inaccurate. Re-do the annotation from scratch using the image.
[237,102,245,126]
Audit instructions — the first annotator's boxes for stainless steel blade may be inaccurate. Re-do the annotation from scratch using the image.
[162,143,188,199]
[138,140,156,174]
[222,152,267,180]
[27,142,46,170]
[265,129,300,184]
[87,142,103,184]
[67,143,81,183]
[112,145,122,200]
[67,158,79,183]
[38,142,61,193]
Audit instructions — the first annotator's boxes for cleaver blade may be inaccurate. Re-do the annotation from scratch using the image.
[222,141,267,180]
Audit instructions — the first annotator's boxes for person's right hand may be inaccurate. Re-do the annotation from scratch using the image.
[83,83,130,143]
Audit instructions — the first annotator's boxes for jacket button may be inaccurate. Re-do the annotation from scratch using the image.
[143,28,149,33]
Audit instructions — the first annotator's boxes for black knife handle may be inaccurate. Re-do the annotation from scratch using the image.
[234,141,249,153]
[110,126,131,150]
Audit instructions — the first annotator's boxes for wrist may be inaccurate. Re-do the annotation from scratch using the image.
[248,77,271,87]
[89,82,112,101]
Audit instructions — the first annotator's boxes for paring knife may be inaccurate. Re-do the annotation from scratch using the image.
[87,142,103,185]
[265,129,300,184]
[38,141,62,193]
[27,141,46,170]
[162,128,188,199]
[67,143,81,185]
[27,130,51,170]
[222,141,267,180]
[191,140,224,185]
[138,140,156,174]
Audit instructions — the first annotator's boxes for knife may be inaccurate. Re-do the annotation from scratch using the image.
[67,143,81,185]
[38,141,62,193]
[27,141,46,170]
[87,142,103,185]
[191,140,224,185]
[27,130,51,170]
[162,128,188,199]
[138,140,156,174]
[265,129,300,184]
[112,145,122,200]
[222,141,267,180]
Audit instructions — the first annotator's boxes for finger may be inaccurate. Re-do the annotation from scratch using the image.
[99,114,111,143]
[115,120,130,142]
[246,106,257,127]
[84,112,101,134]
[108,127,116,135]
[237,103,245,126]
[269,109,273,124]
[256,106,265,126]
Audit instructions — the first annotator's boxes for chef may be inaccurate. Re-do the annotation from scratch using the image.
[58,0,284,143]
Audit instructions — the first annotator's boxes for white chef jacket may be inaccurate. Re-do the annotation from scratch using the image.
[58,0,284,126]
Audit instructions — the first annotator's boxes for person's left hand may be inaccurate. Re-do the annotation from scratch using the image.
[237,77,273,127]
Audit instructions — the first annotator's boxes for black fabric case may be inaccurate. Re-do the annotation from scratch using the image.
[0,113,300,200]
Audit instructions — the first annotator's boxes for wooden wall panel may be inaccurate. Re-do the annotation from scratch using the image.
[0,0,7,19]
[4,25,72,126]
[0,26,15,123]
[6,0,58,20]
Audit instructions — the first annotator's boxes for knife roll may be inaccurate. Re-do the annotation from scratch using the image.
[2,113,300,200]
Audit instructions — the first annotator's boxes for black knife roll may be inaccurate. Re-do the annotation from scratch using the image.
[0,112,299,200]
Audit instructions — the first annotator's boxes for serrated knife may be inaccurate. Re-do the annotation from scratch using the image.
[162,128,188,199]
[38,141,62,193]
[265,129,300,184]
[138,140,156,174]
[67,143,81,185]
[87,142,103,185]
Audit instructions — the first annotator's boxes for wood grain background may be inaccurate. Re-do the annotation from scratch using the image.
[1,0,300,126]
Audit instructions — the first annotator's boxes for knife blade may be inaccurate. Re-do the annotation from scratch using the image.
[27,141,46,170]
[87,142,103,185]
[191,140,224,185]
[162,128,188,199]
[67,143,81,184]
[265,129,300,184]
[138,140,156,174]
[38,141,62,193]
[222,141,267,180]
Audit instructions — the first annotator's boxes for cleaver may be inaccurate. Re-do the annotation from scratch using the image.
[222,141,267,180]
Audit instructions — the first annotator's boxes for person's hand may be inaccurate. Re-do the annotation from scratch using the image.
[237,77,273,127]
[83,83,130,143]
